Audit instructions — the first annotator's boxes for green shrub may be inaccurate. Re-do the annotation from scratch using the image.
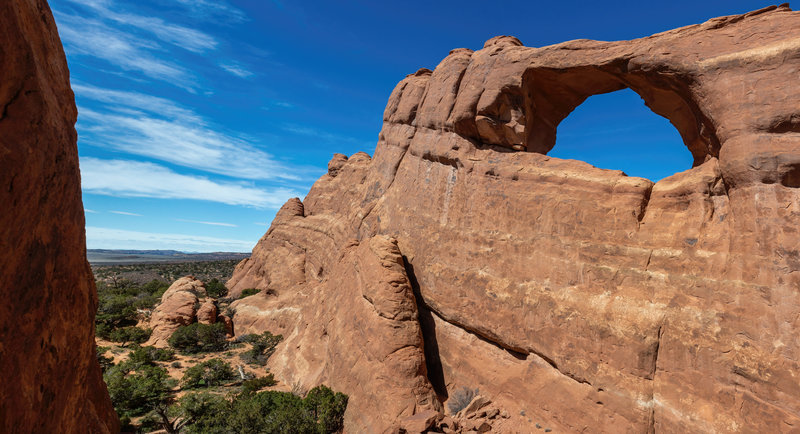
[226,390,314,434]
[240,331,283,366]
[241,374,276,394]
[205,278,228,298]
[127,345,174,367]
[96,346,114,373]
[95,323,111,339]
[168,322,228,354]
[131,293,161,311]
[95,293,137,336]
[159,385,348,433]
[141,279,170,296]
[239,288,261,298]
[104,363,176,418]
[303,385,348,433]
[108,326,151,347]
[182,359,236,389]
[176,392,229,433]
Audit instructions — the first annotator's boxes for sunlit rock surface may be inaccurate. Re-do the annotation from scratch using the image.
[225,4,800,432]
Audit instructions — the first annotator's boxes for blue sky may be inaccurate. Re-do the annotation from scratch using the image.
[51,0,774,252]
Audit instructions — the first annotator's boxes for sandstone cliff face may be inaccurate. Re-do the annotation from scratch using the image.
[0,0,118,432]
[232,234,441,431]
[229,5,800,433]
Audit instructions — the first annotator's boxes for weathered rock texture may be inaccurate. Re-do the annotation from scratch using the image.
[231,235,441,431]
[0,0,118,432]
[146,276,207,347]
[229,5,800,433]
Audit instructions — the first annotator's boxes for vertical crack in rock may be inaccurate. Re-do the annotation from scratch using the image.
[403,256,449,402]
[646,323,665,434]
[0,85,25,121]
[637,181,654,224]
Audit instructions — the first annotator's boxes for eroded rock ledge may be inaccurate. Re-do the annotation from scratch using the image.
[227,6,800,433]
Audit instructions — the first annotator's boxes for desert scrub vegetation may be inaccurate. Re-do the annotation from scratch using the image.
[94,269,349,432]
[239,287,261,298]
[108,326,151,347]
[96,346,114,373]
[238,331,283,366]
[127,345,175,366]
[448,386,479,414]
[204,277,228,298]
[95,278,169,338]
[182,359,236,389]
[171,385,348,434]
[105,360,176,420]
[92,259,241,284]
[104,347,347,433]
[241,374,277,394]
[168,322,229,354]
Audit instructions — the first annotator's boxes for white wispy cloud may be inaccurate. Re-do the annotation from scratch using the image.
[86,226,254,252]
[80,157,299,209]
[74,83,302,181]
[67,0,218,53]
[175,219,238,227]
[72,83,202,123]
[55,12,192,86]
[78,107,298,181]
[220,62,255,78]
[110,210,143,216]
[283,124,363,144]
[262,100,296,111]
[172,0,247,23]
[85,209,98,214]
[55,1,253,91]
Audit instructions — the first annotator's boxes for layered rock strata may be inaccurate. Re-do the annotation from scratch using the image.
[0,0,118,432]
[229,5,800,433]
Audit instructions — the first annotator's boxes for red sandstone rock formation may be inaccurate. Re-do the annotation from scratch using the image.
[229,5,800,432]
[146,276,208,347]
[0,0,118,432]
[231,235,441,431]
[197,300,218,325]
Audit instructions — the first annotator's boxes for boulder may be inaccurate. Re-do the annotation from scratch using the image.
[457,396,490,419]
[196,300,217,325]
[399,410,440,434]
[145,276,204,347]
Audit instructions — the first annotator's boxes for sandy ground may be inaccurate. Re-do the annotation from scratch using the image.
[96,336,281,399]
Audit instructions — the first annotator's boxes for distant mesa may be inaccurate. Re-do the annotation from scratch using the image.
[87,249,249,264]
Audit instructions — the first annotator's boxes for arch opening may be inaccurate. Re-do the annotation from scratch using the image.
[548,88,692,182]
[468,65,720,172]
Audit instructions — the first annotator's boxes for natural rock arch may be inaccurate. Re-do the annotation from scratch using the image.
[231,5,800,433]
[456,36,720,167]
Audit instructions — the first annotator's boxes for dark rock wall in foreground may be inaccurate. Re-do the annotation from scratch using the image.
[0,0,118,432]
